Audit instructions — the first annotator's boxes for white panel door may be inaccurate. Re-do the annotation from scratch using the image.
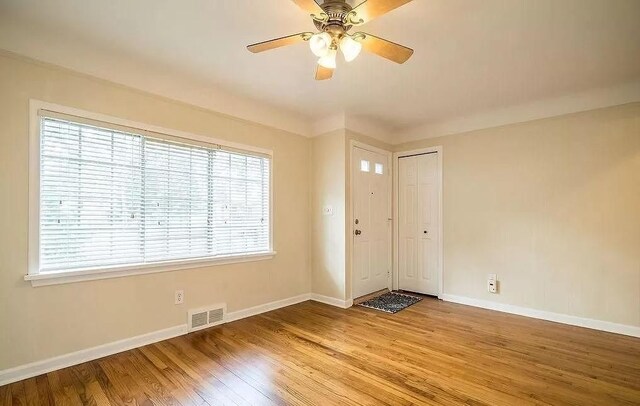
[353,146,391,299]
[398,153,440,296]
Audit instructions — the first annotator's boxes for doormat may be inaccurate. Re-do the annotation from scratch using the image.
[357,292,422,314]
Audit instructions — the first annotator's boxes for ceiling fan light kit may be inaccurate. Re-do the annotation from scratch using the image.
[318,47,338,69]
[339,35,362,62]
[310,32,332,57]
[247,0,414,80]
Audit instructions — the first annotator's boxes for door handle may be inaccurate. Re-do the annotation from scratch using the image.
[354,229,362,235]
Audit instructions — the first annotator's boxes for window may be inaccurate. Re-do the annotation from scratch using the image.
[375,163,384,175]
[30,105,272,281]
[360,160,370,172]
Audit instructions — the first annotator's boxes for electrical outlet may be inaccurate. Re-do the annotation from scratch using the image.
[175,290,184,304]
[487,274,497,293]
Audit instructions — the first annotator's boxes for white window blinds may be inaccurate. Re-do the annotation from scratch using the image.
[38,116,271,273]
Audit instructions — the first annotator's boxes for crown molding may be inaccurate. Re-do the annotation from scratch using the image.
[395,80,640,144]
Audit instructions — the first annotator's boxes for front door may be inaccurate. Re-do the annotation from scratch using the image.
[398,152,440,296]
[352,146,391,299]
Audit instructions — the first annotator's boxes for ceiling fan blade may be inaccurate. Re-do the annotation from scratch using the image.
[291,0,324,15]
[356,32,414,64]
[247,32,313,53]
[351,0,412,24]
[315,65,334,80]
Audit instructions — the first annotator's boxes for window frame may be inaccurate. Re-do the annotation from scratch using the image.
[26,100,275,287]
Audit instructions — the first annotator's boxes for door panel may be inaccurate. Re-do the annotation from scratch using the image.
[352,147,391,299]
[399,153,440,295]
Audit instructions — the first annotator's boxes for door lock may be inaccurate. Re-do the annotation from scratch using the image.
[354,229,362,235]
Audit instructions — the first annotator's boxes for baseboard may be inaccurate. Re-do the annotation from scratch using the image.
[310,293,353,309]
[225,293,312,322]
[440,294,640,338]
[0,293,314,386]
[0,324,187,386]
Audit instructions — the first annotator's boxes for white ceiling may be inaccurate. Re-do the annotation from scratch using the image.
[1,0,639,143]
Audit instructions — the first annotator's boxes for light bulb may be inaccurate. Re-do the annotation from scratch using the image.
[318,48,337,69]
[340,36,362,62]
[309,32,332,57]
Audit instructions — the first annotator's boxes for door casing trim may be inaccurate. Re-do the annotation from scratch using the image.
[393,146,444,298]
[348,140,393,301]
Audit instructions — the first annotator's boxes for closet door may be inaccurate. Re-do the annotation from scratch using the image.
[398,153,439,296]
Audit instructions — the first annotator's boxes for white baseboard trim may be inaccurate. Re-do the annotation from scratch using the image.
[310,293,353,309]
[0,292,315,386]
[440,294,640,338]
[0,324,187,386]
[225,293,311,322]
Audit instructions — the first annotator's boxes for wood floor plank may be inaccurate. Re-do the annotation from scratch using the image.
[0,383,9,406]
[126,348,185,406]
[8,382,26,406]
[21,379,39,406]
[46,369,77,406]
[34,376,54,406]
[1,298,639,405]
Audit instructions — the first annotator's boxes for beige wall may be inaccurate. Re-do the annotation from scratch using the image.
[310,130,347,300]
[309,129,393,301]
[395,103,640,326]
[0,53,311,369]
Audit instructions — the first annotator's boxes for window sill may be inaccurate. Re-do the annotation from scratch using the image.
[24,251,277,287]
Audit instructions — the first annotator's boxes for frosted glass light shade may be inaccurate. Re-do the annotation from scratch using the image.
[318,48,337,69]
[340,36,362,62]
[309,33,332,57]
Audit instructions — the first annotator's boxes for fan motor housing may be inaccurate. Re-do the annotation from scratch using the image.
[314,0,354,33]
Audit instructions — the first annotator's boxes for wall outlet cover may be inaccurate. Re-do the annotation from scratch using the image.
[175,290,184,304]
[487,274,498,294]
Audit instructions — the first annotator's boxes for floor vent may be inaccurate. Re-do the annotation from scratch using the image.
[188,303,226,332]
[208,308,224,324]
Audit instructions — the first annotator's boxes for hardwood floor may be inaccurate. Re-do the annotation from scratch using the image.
[2,298,640,405]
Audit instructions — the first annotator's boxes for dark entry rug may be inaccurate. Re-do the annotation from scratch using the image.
[357,292,423,314]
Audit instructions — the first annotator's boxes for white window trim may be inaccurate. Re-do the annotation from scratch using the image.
[24,252,276,287]
[27,100,275,287]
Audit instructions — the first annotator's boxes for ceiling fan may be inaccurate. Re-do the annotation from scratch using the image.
[247,0,414,80]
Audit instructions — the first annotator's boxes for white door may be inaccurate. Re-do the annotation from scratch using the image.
[398,153,440,296]
[352,146,391,299]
